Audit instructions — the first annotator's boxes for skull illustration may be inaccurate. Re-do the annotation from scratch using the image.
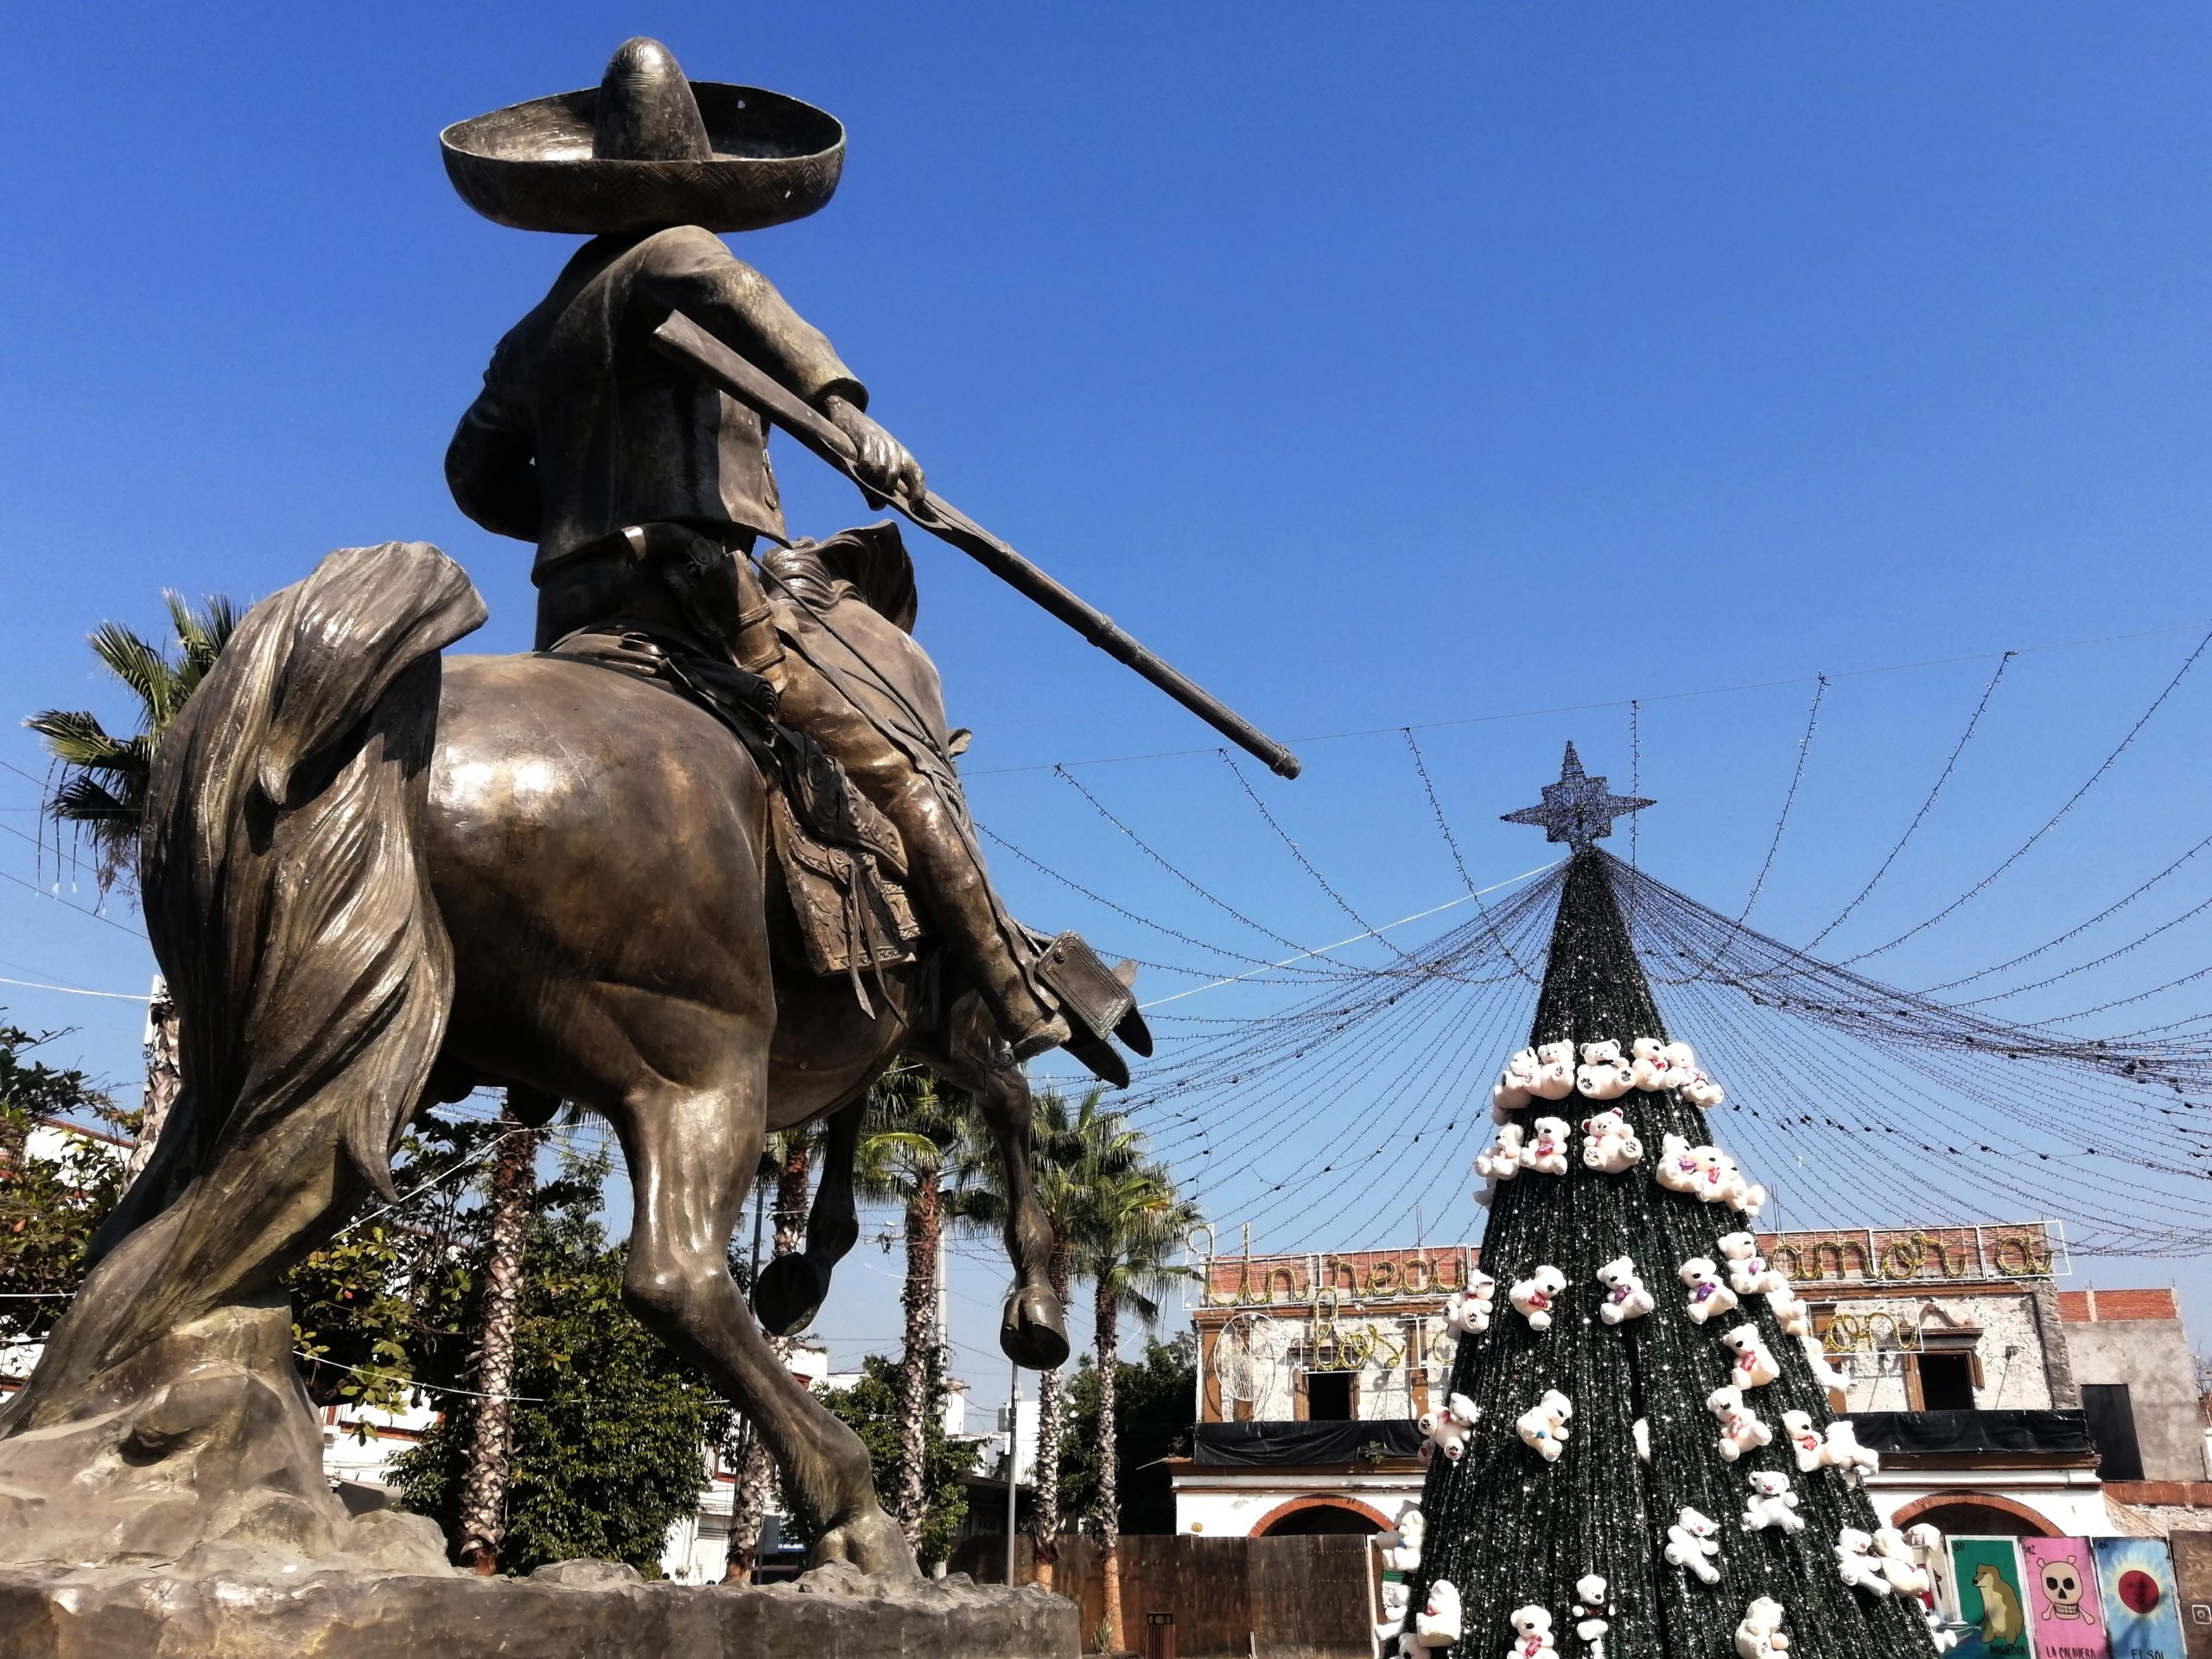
[2041,1560,2087,1622]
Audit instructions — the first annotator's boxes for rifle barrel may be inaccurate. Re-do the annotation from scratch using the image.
[650,311,1302,779]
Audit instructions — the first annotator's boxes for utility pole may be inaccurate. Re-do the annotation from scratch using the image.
[936,1224,951,1371]
[1005,1355,1021,1586]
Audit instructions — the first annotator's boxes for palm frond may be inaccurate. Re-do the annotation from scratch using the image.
[23,709,133,770]
[85,623,175,725]
[164,590,239,685]
[48,775,137,825]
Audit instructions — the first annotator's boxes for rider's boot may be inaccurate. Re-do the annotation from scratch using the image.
[872,770,1070,1064]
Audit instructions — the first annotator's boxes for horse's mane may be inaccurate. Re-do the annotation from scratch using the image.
[802,520,918,633]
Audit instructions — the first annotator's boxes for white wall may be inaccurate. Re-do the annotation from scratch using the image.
[1173,1469,1423,1537]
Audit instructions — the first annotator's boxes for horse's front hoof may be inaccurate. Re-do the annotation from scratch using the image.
[753,1255,832,1338]
[810,1506,918,1577]
[1001,1286,1070,1370]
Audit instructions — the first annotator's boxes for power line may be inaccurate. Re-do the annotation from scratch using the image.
[0,867,146,939]
[1840,622,2212,966]
[963,618,2212,776]
[0,973,149,1001]
[1805,652,2014,950]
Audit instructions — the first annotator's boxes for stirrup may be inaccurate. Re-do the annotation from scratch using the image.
[1033,931,1152,1057]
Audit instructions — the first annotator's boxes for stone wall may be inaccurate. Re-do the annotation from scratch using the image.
[2059,1291,2205,1484]
[1816,1290,2054,1412]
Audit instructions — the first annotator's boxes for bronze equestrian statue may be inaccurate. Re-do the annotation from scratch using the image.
[0,41,1288,1579]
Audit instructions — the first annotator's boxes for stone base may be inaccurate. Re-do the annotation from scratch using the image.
[0,1298,448,1576]
[0,1558,1078,1659]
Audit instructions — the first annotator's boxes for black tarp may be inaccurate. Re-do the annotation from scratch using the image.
[1192,1420,1427,1466]
[1843,1408,2092,1455]
[1191,1410,2090,1466]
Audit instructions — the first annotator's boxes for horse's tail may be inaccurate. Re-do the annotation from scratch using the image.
[130,541,486,1228]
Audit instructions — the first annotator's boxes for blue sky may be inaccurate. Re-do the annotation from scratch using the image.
[4,3,2209,1408]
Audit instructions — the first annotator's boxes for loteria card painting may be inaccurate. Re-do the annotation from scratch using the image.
[2094,1539,2187,1659]
[2023,1537,2111,1659]
[1952,1536,2035,1659]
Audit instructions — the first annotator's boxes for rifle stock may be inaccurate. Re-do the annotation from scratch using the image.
[649,310,1302,780]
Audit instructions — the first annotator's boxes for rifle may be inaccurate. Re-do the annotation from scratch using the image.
[650,310,1302,780]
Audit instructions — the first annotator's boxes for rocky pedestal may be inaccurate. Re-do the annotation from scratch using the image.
[0,1558,1079,1659]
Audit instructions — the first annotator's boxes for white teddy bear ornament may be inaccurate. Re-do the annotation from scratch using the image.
[1873,1527,1930,1597]
[1676,1257,1739,1325]
[1719,1324,1781,1388]
[1378,1502,1424,1573]
[1664,1507,1722,1584]
[1765,1281,1810,1337]
[1718,1232,1783,1297]
[1475,1125,1526,1185]
[1414,1579,1463,1649]
[1516,1389,1573,1461]
[1835,1526,1890,1594]
[1575,1040,1633,1101]
[1734,1597,1790,1659]
[1505,1605,1560,1659]
[1741,1471,1804,1534]
[1521,1116,1572,1176]
[1694,1147,1766,1216]
[1580,1109,1643,1173]
[1707,1384,1773,1461]
[1573,1574,1612,1659]
[1493,1047,1541,1115]
[1446,1271,1497,1336]
[1654,1133,1704,1193]
[1628,1037,1675,1092]
[1420,1393,1480,1462]
[1595,1255,1655,1325]
[1780,1410,1880,1481]
[1376,1579,1413,1645]
[1530,1041,1578,1100]
[1510,1265,1567,1330]
[1800,1333,1851,1391]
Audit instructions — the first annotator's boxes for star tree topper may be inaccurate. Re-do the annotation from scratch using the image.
[1502,743,1656,850]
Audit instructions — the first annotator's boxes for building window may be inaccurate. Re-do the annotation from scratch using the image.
[1916,1351,1977,1411]
[2081,1382,2145,1481]
[1306,1370,1354,1421]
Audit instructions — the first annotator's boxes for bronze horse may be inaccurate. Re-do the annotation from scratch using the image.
[1,541,1065,1577]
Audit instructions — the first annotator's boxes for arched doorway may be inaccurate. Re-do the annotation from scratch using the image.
[1252,1496,1389,1536]
[1890,1493,2060,1539]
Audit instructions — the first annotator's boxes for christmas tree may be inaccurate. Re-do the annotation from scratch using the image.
[1387,747,1940,1659]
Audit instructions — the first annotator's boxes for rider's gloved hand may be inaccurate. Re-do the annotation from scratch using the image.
[823,394,925,509]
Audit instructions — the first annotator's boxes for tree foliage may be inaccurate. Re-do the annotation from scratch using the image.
[287,1114,509,1413]
[27,592,238,890]
[0,1019,131,1345]
[778,1352,979,1572]
[390,1147,734,1575]
[1055,1333,1197,1538]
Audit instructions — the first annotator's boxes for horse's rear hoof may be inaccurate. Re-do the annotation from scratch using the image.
[810,1507,918,1578]
[1001,1287,1070,1370]
[753,1255,832,1338]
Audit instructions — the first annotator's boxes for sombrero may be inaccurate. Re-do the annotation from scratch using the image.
[440,38,844,235]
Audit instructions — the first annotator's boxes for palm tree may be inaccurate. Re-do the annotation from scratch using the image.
[966,1089,1144,1592]
[454,1101,543,1574]
[28,593,238,890]
[27,593,238,1177]
[1075,1162,1201,1653]
[853,1067,994,1548]
[724,1127,817,1581]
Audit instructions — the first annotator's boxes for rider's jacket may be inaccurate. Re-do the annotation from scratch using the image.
[446,226,863,580]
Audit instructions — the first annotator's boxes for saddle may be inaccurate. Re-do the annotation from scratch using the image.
[544,623,924,1009]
